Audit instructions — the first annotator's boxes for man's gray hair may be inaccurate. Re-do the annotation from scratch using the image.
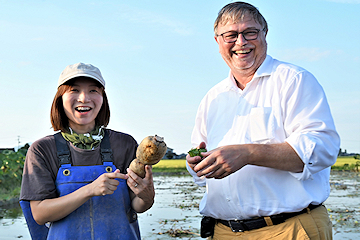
[214,2,268,35]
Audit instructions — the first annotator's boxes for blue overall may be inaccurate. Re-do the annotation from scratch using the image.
[48,162,140,240]
[20,131,140,240]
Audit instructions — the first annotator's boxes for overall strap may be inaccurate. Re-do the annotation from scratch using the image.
[100,129,113,163]
[54,132,71,165]
[54,130,113,165]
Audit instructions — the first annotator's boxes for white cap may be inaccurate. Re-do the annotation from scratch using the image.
[58,63,105,88]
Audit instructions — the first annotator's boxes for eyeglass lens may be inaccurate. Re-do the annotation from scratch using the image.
[222,30,260,43]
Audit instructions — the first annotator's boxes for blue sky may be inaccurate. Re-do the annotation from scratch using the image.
[0,0,359,154]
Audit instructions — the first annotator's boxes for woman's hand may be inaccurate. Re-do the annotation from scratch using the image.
[127,165,155,213]
[30,169,128,225]
[88,169,128,196]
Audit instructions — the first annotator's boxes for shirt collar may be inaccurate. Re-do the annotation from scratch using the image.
[253,55,273,79]
[225,55,273,91]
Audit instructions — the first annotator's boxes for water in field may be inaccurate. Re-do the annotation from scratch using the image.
[1,172,359,240]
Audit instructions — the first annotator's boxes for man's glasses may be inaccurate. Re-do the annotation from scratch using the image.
[217,28,264,43]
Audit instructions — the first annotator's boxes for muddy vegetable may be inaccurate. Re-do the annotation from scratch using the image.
[188,148,207,158]
[129,135,167,178]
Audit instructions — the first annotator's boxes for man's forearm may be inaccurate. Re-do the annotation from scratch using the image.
[248,142,304,173]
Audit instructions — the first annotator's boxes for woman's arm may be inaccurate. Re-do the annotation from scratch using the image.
[31,170,128,225]
[127,165,155,213]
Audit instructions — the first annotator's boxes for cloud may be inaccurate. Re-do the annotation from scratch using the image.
[279,48,332,62]
[118,5,192,36]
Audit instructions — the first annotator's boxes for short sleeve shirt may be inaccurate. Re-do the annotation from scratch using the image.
[20,129,137,201]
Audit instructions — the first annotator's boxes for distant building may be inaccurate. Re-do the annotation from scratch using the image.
[338,148,358,156]
[163,147,186,159]
[1,143,29,153]
[0,148,15,153]
[176,153,187,159]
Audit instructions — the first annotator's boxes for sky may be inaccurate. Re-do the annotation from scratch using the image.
[0,0,359,155]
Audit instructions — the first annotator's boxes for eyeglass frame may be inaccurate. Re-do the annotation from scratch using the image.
[216,28,266,43]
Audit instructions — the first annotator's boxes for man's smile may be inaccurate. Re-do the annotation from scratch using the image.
[233,49,252,55]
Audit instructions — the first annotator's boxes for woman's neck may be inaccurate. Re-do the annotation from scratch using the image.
[68,123,95,134]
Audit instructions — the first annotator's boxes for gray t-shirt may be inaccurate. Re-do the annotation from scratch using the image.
[20,129,137,201]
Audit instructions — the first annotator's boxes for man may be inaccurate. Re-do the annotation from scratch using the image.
[186,2,340,239]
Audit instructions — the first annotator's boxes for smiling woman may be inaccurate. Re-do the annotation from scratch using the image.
[50,64,110,135]
[59,78,104,134]
[19,63,156,240]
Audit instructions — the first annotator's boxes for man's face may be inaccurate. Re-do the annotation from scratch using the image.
[215,13,267,77]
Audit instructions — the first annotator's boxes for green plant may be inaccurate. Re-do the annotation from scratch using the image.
[0,149,26,193]
[188,148,207,157]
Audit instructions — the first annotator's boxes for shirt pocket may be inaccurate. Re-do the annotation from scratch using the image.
[249,107,275,143]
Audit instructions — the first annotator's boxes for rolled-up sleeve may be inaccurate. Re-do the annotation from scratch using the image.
[283,71,340,180]
[186,161,206,186]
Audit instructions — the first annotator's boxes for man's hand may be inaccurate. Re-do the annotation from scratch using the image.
[186,142,207,171]
[193,145,249,179]
[192,143,304,179]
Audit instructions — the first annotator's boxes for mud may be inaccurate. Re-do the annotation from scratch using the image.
[0,171,359,240]
[326,171,360,240]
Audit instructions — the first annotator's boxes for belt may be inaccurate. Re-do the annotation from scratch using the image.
[217,204,321,232]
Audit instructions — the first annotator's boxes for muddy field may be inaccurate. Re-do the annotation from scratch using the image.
[326,172,360,239]
[140,171,360,240]
[0,171,359,239]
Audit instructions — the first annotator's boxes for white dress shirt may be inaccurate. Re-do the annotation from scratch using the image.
[187,55,340,220]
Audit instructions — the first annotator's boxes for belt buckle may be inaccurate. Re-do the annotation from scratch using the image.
[228,219,244,232]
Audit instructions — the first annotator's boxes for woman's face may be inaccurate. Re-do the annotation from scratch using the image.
[62,78,103,134]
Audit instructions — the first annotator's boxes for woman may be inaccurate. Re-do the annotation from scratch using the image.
[20,63,154,240]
